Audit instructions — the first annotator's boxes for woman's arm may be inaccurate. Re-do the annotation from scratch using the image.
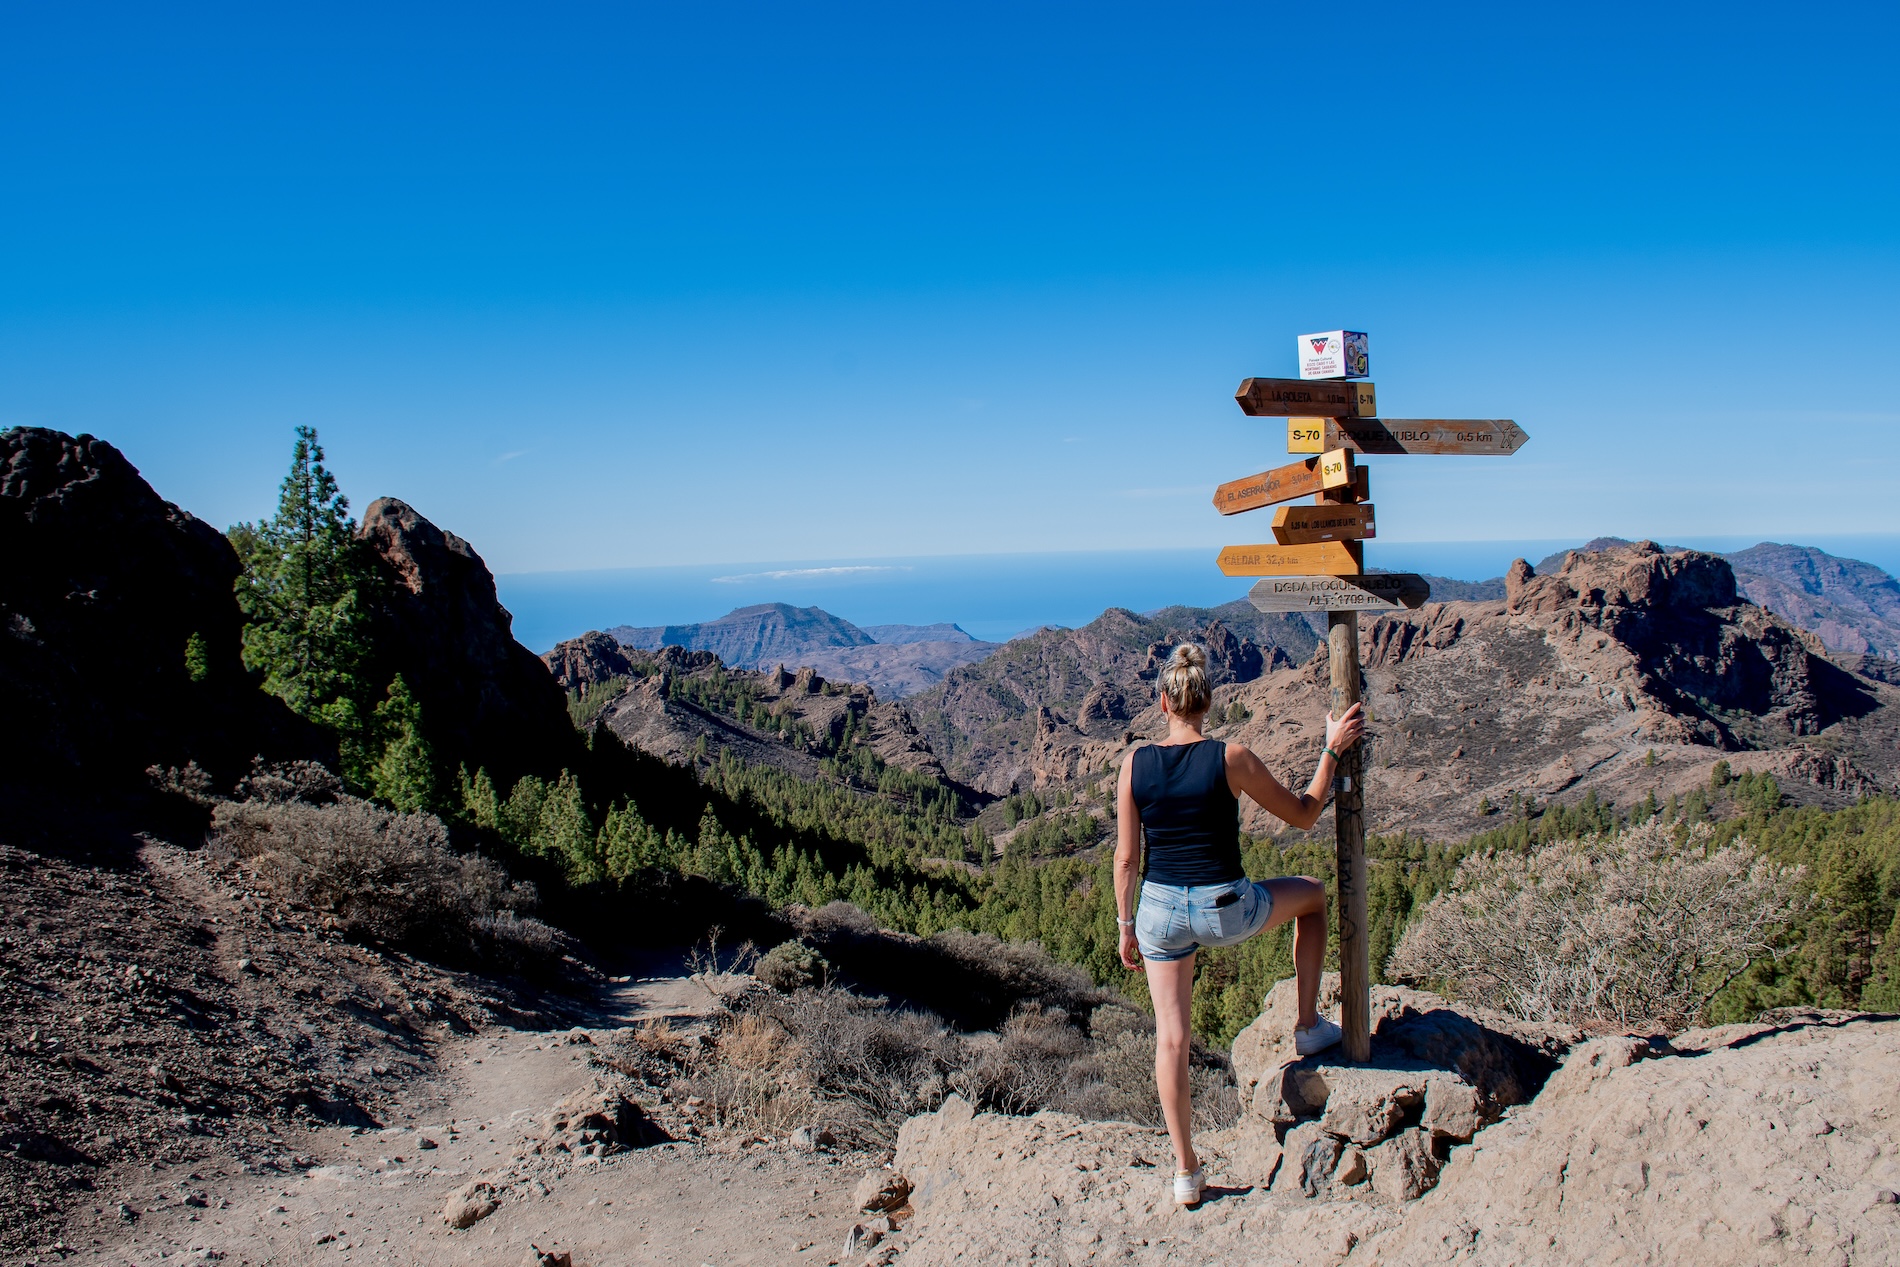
[1114,751,1143,970]
[1225,703,1366,831]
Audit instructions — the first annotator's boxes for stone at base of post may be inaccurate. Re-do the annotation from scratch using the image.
[1327,610,1371,1063]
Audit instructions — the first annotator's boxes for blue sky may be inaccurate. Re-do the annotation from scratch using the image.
[3,2,1897,576]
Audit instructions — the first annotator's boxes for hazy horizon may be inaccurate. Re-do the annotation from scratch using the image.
[495,533,1900,652]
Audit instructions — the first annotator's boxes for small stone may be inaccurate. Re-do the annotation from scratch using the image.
[1319,1068,1427,1146]
[313,1232,336,1245]
[853,1170,912,1214]
[117,1203,139,1223]
[1420,1075,1485,1142]
[843,1223,884,1256]
[417,1137,438,1150]
[236,958,257,974]
[790,1127,815,1152]
[443,1181,499,1230]
[1369,1127,1442,1202]
[522,1246,572,1267]
[1334,1146,1368,1186]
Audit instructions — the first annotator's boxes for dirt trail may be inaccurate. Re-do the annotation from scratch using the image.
[53,960,873,1267]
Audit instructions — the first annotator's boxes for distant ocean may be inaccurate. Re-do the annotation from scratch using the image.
[496,534,1900,654]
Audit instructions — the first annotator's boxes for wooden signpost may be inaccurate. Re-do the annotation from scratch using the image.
[1245,572,1430,611]
[1271,503,1375,544]
[1235,377,1377,418]
[1212,449,1355,515]
[1288,417,1530,456]
[1213,332,1526,1065]
[1216,540,1362,577]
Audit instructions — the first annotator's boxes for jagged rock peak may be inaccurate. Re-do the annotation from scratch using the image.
[357,496,578,786]
[543,630,641,691]
[1505,540,1738,615]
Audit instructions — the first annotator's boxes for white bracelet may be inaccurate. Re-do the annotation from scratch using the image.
[1117,918,1135,927]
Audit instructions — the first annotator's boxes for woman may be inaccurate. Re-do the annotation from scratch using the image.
[1114,642,1364,1207]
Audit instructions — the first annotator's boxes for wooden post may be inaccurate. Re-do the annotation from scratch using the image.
[1327,610,1371,1062]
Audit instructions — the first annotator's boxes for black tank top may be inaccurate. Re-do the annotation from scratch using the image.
[1132,740,1243,886]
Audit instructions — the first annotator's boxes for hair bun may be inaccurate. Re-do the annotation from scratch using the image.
[1158,642,1213,717]
[1168,644,1207,671]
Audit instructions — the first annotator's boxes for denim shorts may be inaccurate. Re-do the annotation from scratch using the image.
[1135,878,1275,962]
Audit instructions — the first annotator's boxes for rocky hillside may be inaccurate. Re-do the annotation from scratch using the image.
[1529,536,1900,662]
[904,603,1319,797]
[608,602,1000,698]
[1727,541,1900,659]
[542,636,955,789]
[939,543,1895,840]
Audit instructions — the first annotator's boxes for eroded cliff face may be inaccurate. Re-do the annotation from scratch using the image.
[0,428,318,785]
[357,497,580,788]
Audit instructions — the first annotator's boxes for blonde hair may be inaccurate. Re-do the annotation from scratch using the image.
[1158,643,1212,717]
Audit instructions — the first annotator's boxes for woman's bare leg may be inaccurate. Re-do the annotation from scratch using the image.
[1262,876,1327,1030]
[1144,952,1200,1174]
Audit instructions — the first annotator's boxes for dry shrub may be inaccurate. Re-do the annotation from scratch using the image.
[676,985,959,1147]
[949,1005,1084,1115]
[1387,819,1810,1031]
[210,795,566,969]
[1055,1005,1238,1132]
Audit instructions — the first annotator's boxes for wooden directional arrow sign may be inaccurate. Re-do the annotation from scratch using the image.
[1213,449,1354,515]
[1247,573,1432,613]
[1235,377,1377,418]
[1217,540,1362,577]
[1302,417,1530,456]
[1272,503,1375,544]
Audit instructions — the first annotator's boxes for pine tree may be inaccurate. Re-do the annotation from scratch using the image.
[458,765,501,832]
[370,675,437,813]
[500,775,549,848]
[183,632,210,683]
[533,771,600,883]
[230,426,375,771]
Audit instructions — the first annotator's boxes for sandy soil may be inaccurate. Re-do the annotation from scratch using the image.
[48,962,875,1267]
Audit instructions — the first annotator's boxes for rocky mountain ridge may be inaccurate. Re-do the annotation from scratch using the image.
[906,543,1897,840]
[542,634,955,790]
[607,602,1000,698]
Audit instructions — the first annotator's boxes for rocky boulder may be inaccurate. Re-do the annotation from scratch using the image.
[0,427,318,787]
[542,630,642,691]
[1362,1012,1900,1264]
[358,497,580,788]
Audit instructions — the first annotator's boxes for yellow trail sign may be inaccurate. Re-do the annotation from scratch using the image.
[1235,377,1377,418]
[1271,503,1375,544]
[1290,417,1529,456]
[1212,449,1354,515]
[1216,540,1362,577]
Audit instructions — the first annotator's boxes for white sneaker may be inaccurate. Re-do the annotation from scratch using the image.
[1294,1016,1343,1057]
[1173,1168,1205,1206]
